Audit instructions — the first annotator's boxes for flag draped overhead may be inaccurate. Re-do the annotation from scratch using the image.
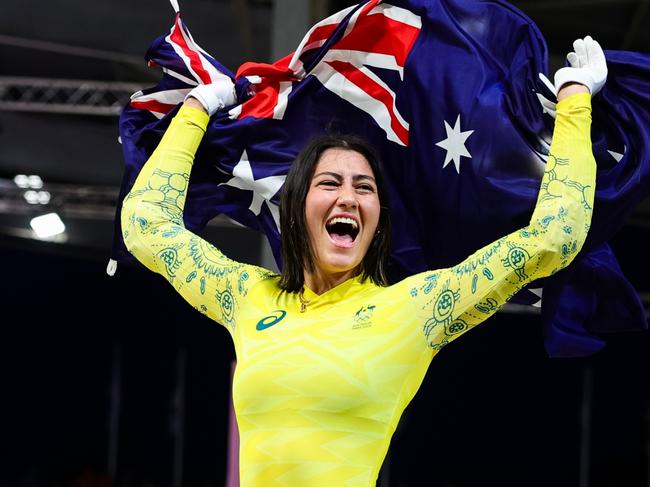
[115,0,650,357]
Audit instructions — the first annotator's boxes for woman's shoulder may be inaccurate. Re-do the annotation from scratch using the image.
[242,265,280,287]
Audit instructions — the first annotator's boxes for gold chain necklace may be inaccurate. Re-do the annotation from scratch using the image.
[298,289,311,313]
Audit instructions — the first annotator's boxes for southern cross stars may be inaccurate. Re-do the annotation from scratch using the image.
[219,150,286,230]
[435,114,474,174]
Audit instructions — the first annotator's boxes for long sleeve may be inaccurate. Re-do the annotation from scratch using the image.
[121,106,269,334]
[401,93,597,350]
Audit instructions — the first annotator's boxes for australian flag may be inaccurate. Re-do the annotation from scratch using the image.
[114,0,650,357]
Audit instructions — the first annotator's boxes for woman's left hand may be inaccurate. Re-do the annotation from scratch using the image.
[554,35,607,97]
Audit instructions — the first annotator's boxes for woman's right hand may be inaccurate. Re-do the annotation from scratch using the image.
[184,76,237,115]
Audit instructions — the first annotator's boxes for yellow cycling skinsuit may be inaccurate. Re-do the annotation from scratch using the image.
[122,93,595,487]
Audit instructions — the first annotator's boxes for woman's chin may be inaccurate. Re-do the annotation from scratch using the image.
[316,254,361,278]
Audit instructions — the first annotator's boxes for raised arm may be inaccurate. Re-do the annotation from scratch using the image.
[121,81,269,333]
[404,37,606,351]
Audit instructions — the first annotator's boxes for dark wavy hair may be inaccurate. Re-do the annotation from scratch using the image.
[279,134,391,292]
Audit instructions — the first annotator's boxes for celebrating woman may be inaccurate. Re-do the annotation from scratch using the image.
[121,36,606,487]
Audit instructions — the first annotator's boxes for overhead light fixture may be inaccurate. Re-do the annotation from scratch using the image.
[14,174,29,188]
[14,174,44,189]
[30,213,66,239]
[24,190,51,205]
[28,175,43,189]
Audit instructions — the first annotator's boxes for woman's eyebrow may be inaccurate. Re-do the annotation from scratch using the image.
[313,172,376,183]
[313,171,343,180]
[353,174,376,183]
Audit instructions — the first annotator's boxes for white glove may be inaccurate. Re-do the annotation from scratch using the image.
[554,35,607,96]
[185,76,237,116]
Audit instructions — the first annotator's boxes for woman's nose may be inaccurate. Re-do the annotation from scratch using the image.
[337,184,358,208]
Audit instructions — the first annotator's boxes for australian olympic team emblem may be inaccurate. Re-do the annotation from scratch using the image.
[502,243,530,281]
[216,281,236,326]
[354,305,376,323]
[353,305,376,329]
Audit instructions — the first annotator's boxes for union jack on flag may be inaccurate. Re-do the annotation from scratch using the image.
[115,0,650,357]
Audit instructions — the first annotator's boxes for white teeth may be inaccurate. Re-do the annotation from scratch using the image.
[327,217,358,229]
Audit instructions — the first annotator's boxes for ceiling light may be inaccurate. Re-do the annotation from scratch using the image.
[14,174,29,188]
[14,174,44,189]
[37,191,51,204]
[30,213,66,239]
[27,175,43,189]
[24,190,51,205]
[24,190,40,204]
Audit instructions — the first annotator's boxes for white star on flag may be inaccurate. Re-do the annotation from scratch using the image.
[220,150,286,230]
[529,287,543,308]
[607,145,626,163]
[435,114,474,173]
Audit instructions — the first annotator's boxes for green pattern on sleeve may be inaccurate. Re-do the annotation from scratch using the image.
[120,106,273,335]
[405,93,597,350]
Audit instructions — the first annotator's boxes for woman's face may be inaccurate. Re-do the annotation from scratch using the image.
[304,148,381,280]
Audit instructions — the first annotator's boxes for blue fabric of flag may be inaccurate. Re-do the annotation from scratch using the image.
[114,0,650,357]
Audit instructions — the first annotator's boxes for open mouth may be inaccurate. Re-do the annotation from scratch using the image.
[326,217,359,246]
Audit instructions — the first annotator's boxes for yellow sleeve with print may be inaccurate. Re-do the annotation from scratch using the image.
[121,105,274,340]
[401,93,597,350]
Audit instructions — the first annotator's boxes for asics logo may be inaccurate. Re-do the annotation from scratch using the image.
[256,310,287,331]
